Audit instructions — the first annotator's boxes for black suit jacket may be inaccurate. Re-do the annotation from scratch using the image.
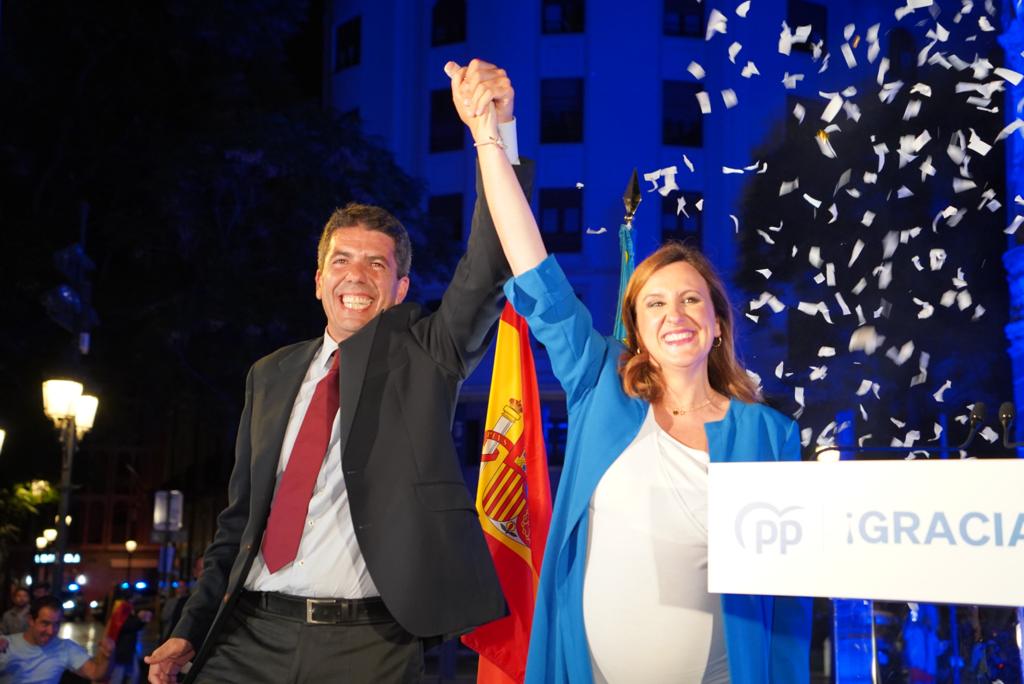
[173,161,535,674]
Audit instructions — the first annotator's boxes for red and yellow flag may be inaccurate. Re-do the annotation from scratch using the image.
[462,303,552,684]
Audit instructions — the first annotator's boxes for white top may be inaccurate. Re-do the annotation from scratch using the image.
[583,407,729,684]
[245,332,379,598]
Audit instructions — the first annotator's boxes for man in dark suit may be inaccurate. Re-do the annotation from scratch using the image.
[145,59,531,683]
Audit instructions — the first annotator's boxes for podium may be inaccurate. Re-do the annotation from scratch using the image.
[708,459,1024,681]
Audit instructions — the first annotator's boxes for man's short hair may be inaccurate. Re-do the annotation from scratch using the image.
[29,595,62,620]
[14,586,29,597]
[316,203,413,278]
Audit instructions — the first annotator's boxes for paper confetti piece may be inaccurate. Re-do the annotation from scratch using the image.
[933,379,952,402]
[585,227,607,234]
[687,61,706,80]
[850,326,883,354]
[736,1,751,17]
[706,9,728,40]
[728,42,743,63]
[741,61,761,78]
[722,89,739,108]
[696,91,712,114]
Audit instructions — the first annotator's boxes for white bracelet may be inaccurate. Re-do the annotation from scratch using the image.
[473,135,506,150]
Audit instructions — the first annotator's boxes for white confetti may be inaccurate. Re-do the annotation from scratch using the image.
[809,365,829,381]
[953,178,978,193]
[861,211,876,227]
[1005,215,1024,234]
[729,214,739,233]
[792,103,806,124]
[841,42,857,68]
[886,340,915,366]
[687,61,706,80]
[779,178,800,196]
[897,186,914,198]
[682,155,694,173]
[741,61,761,78]
[774,361,785,379]
[756,268,772,279]
[585,226,607,234]
[722,89,739,108]
[967,128,992,155]
[575,182,584,189]
[707,9,728,40]
[933,379,952,402]
[911,351,930,387]
[696,91,712,114]
[903,99,922,120]
[994,67,1023,86]
[913,297,935,319]
[910,82,933,96]
[818,346,836,357]
[736,1,751,17]
[929,248,947,270]
[980,426,999,443]
[820,94,844,122]
[728,42,743,63]
[782,72,805,89]
[995,119,1024,142]
[850,326,884,354]
[803,193,822,209]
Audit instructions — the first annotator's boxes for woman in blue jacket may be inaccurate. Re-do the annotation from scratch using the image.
[448,61,811,683]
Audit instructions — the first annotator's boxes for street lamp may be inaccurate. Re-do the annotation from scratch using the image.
[43,528,57,543]
[35,537,47,550]
[42,378,98,594]
[125,539,138,584]
[0,428,6,455]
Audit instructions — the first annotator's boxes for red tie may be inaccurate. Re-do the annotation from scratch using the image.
[262,350,340,573]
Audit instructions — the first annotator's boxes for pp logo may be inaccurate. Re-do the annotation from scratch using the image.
[735,502,804,554]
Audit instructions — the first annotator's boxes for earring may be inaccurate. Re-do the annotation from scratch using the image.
[713,336,722,348]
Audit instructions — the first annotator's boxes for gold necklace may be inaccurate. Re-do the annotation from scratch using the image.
[669,398,713,416]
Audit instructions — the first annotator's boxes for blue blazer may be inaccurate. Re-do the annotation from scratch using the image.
[505,256,812,684]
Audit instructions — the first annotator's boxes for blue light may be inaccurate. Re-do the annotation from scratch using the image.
[67,583,80,592]
[120,582,129,589]
[171,581,180,588]
[134,581,147,590]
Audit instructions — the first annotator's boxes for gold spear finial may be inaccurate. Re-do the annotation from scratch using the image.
[623,168,642,226]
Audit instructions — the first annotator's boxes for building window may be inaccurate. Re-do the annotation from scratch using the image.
[432,0,466,46]
[786,0,826,53]
[429,193,464,242]
[662,81,703,147]
[334,17,361,72]
[430,89,464,152]
[539,188,583,252]
[541,78,584,144]
[663,0,704,37]
[542,0,585,33]
[661,193,703,247]
[888,27,916,80]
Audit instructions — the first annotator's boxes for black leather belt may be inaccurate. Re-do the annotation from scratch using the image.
[240,590,393,625]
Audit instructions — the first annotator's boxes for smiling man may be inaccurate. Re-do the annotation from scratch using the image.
[146,59,533,684]
[0,596,112,683]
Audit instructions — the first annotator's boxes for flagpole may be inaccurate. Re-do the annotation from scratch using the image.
[613,169,642,343]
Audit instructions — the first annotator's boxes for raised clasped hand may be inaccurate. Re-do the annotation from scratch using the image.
[444,58,514,145]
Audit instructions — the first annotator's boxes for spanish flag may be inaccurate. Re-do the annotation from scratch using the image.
[462,303,552,683]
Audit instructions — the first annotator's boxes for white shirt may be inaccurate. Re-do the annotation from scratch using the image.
[244,125,520,598]
[583,407,729,684]
[245,332,378,598]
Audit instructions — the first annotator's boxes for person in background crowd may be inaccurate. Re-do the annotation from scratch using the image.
[1,589,30,636]
[105,597,152,684]
[0,595,113,683]
[28,586,48,602]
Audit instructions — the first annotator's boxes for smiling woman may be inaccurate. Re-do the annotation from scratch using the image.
[463,77,813,681]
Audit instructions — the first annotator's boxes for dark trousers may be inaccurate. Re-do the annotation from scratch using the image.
[193,596,424,683]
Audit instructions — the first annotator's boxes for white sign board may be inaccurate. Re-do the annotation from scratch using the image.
[708,459,1024,607]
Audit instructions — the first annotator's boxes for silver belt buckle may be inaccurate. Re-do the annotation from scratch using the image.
[306,598,338,624]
